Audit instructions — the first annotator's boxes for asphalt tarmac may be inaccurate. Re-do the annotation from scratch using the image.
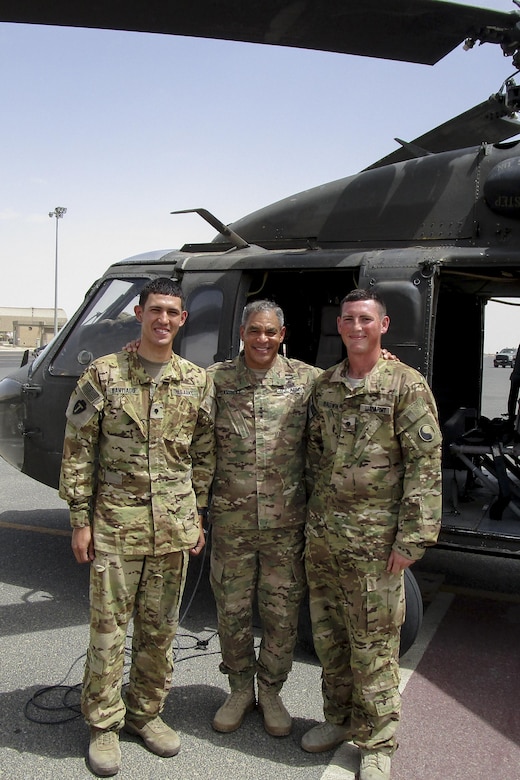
[4,456,520,780]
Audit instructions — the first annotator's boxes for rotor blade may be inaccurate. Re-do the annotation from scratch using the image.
[366,95,520,169]
[2,1,519,65]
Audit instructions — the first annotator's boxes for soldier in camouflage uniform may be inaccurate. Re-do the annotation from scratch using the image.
[207,300,321,737]
[301,290,441,780]
[59,278,215,777]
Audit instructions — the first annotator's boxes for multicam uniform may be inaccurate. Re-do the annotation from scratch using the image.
[59,351,215,731]
[305,357,441,754]
[208,353,320,694]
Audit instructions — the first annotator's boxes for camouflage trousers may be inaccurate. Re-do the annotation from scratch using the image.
[210,524,306,694]
[82,550,188,731]
[305,527,405,754]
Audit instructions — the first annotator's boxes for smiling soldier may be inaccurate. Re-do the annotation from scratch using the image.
[301,289,442,780]
[59,277,215,776]
[207,300,321,737]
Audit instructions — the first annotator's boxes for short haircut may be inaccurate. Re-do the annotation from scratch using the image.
[139,277,185,308]
[241,299,284,328]
[340,289,386,317]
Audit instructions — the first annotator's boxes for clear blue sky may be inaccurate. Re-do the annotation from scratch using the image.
[1,0,519,351]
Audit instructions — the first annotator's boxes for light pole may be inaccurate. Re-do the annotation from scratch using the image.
[48,206,67,337]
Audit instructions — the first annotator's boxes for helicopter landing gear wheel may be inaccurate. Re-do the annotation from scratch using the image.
[400,568,423,657]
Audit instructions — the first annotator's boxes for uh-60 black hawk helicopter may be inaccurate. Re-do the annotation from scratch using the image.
[4,0,520,649]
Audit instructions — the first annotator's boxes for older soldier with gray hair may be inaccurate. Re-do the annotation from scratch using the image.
[59,277,215,776]
[208,300,321,737]
[301,290,442,780]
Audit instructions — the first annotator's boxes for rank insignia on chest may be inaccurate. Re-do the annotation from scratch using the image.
[342,415,357,433]
[150,403,164,419]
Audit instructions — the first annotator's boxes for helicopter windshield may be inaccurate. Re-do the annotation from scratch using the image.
[50,278,146,376]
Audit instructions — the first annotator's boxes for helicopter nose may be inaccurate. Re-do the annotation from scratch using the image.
[0,374,26,471]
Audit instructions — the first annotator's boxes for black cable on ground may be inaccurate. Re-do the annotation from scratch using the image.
[24,527,220,726]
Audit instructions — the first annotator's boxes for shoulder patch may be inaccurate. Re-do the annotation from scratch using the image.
[72,399,87,415]
[65,390,99,428]
[418,424,435,442]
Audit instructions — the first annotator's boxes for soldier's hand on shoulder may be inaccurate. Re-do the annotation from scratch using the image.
[381,348,399,362]
[123,339,140,352]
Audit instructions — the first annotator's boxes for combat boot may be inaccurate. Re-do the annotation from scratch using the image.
[125,715,180,757]
[88,727,121,776]
[301,721,352,753]
[212,686,256,733]
[359,750,391,780]
[257,689,292,736]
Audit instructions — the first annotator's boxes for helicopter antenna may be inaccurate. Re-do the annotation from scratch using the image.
[171,208,249,250]
[393,139,431,159]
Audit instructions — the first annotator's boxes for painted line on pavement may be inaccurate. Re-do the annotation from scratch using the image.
[0,520,71,537]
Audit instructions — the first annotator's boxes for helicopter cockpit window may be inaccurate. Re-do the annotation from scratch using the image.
[50,278,147,376]
[179,287,223,368]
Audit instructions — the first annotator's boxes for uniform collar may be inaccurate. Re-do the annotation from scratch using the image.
[236,352,287,388]
[331,356,386,391]
[124,350,184,385]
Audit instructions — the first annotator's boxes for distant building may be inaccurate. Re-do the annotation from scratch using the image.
[0,307,67,348]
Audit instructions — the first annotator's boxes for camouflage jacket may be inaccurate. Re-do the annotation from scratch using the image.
[207,354,321,530]
[59,351,216,556]
[306,357,442,562]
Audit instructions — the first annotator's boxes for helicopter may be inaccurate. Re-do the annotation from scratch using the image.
[4,1,520,651]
